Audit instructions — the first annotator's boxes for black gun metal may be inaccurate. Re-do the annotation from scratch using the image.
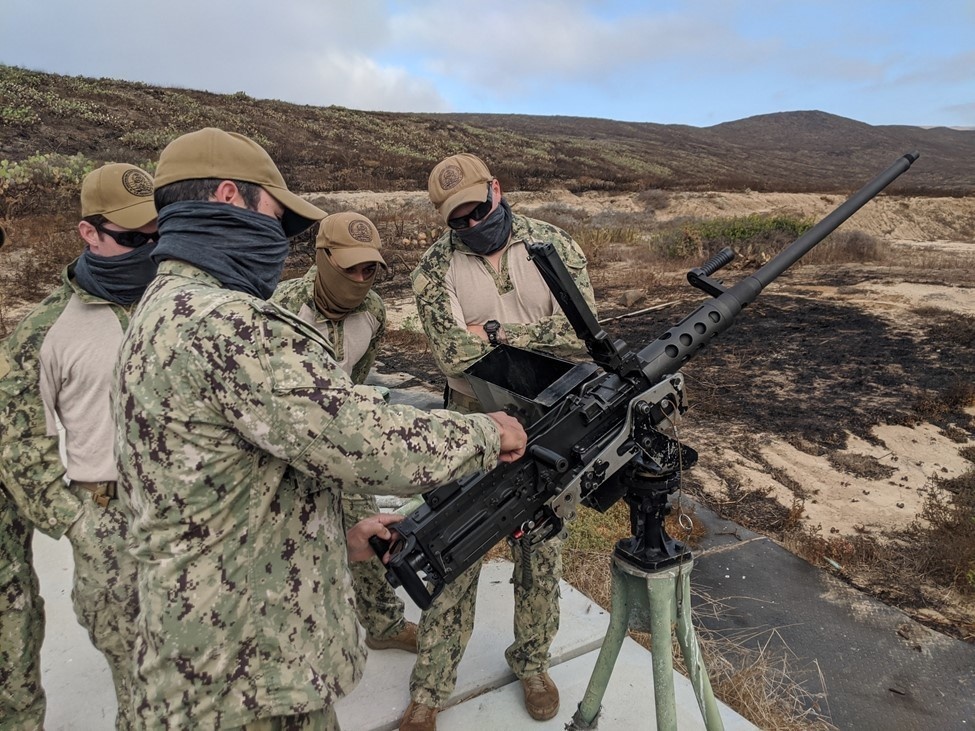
[376,151,919,610]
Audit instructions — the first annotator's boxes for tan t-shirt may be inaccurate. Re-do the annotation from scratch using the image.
[443,241,559,397]
[38,294,125,482]
[295,303,378,377]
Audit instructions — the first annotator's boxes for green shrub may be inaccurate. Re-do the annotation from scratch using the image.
[649,213,814,261]
[0,153,158,218]
[0,105,40,125]
[46,96,114,125]
[119,128,181,152]
[0,153,97,217]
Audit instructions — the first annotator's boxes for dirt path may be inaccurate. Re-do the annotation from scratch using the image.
[310,189,975,244]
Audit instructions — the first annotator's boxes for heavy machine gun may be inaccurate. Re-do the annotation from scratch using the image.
[376,151,919,610]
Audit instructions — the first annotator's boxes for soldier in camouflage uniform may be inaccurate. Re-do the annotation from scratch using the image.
[0,477,46,731]
[0,165,159,730]
[1,221,45,731]
[113,128,527,730]
[0,221,47,730]
[402,153,597,731]
[272,211,418,654]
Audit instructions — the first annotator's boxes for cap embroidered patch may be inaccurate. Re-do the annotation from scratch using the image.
[348,219,374,242]
[122,169,153,197]
[439,164,465,191]
[427,153,493,224]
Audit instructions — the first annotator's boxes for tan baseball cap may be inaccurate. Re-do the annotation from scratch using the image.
[316,212,387,268]
[153,127,326,237]
[81,163,156,229]
[428,153,492,223]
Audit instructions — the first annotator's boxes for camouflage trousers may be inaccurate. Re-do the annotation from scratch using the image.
[65,484,140,730]
[231,705,339,731]
[0,493,45,731]
[342,492,408,640]
[409,537,562,708]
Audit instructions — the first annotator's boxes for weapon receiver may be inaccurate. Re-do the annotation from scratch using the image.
[377,151,918,609]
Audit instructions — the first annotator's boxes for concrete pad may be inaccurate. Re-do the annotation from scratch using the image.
[33,531,118,730]
[336,560,613,730]
[34,538,756,731]
[430,639,757,731]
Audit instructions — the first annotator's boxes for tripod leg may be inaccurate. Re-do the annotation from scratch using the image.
[646,567,680,731]
[570,558,725,730]
[569,562,634,729]
[673,561,725,731]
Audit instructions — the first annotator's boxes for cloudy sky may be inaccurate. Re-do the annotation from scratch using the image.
[1,0,972,128]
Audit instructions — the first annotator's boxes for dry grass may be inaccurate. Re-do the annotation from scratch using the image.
[635,188,672,212]
[801,230,890,265]
[916,470,975,593]
[382,327,429,352]
[556,498,837,729]
[778,468,975,642]
[0,213,79,338]
[686,611,837,731]
[826,451,897,480]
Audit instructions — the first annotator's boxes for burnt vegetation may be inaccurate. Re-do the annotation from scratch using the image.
[2,62,973,672]
[2,63,974,207]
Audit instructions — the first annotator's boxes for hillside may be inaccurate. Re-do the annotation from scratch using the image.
[1,63,973,728]
[2,64,973,200]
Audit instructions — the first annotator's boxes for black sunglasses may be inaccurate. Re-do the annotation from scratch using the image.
[447,184,494,230]
[93,221,159,248]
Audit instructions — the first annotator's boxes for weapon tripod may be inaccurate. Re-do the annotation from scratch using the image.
[568,458,725,731]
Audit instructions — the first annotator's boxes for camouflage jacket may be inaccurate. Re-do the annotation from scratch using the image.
[411,212,596,386]
[0,261,129,538]
[114,260,501,728]
[271,265,386,385]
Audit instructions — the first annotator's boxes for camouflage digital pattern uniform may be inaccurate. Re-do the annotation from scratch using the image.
[0,263,140,730]
[412,213,596,392]
[272,268,409,641]
[409,213,594,706]
[0,482,45,731]
[233,707,338,731]
[114,260,504,729]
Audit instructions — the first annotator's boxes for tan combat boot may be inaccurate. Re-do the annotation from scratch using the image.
[365,620,418,653]
[399,700,438,731]
[521,671,560,721]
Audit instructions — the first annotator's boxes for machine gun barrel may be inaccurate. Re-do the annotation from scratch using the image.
[637,151,919,383]
[750,151,918,287]
[378,151,918,610]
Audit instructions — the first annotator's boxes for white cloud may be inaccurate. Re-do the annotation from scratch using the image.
[0,0,444,110]
[273,51,448,111]
[388,2,747,90]
[0,0,970,126]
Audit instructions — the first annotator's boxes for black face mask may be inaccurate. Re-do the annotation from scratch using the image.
[152,201,290,299]
[73,242,159,305]
[455,198,513,255]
